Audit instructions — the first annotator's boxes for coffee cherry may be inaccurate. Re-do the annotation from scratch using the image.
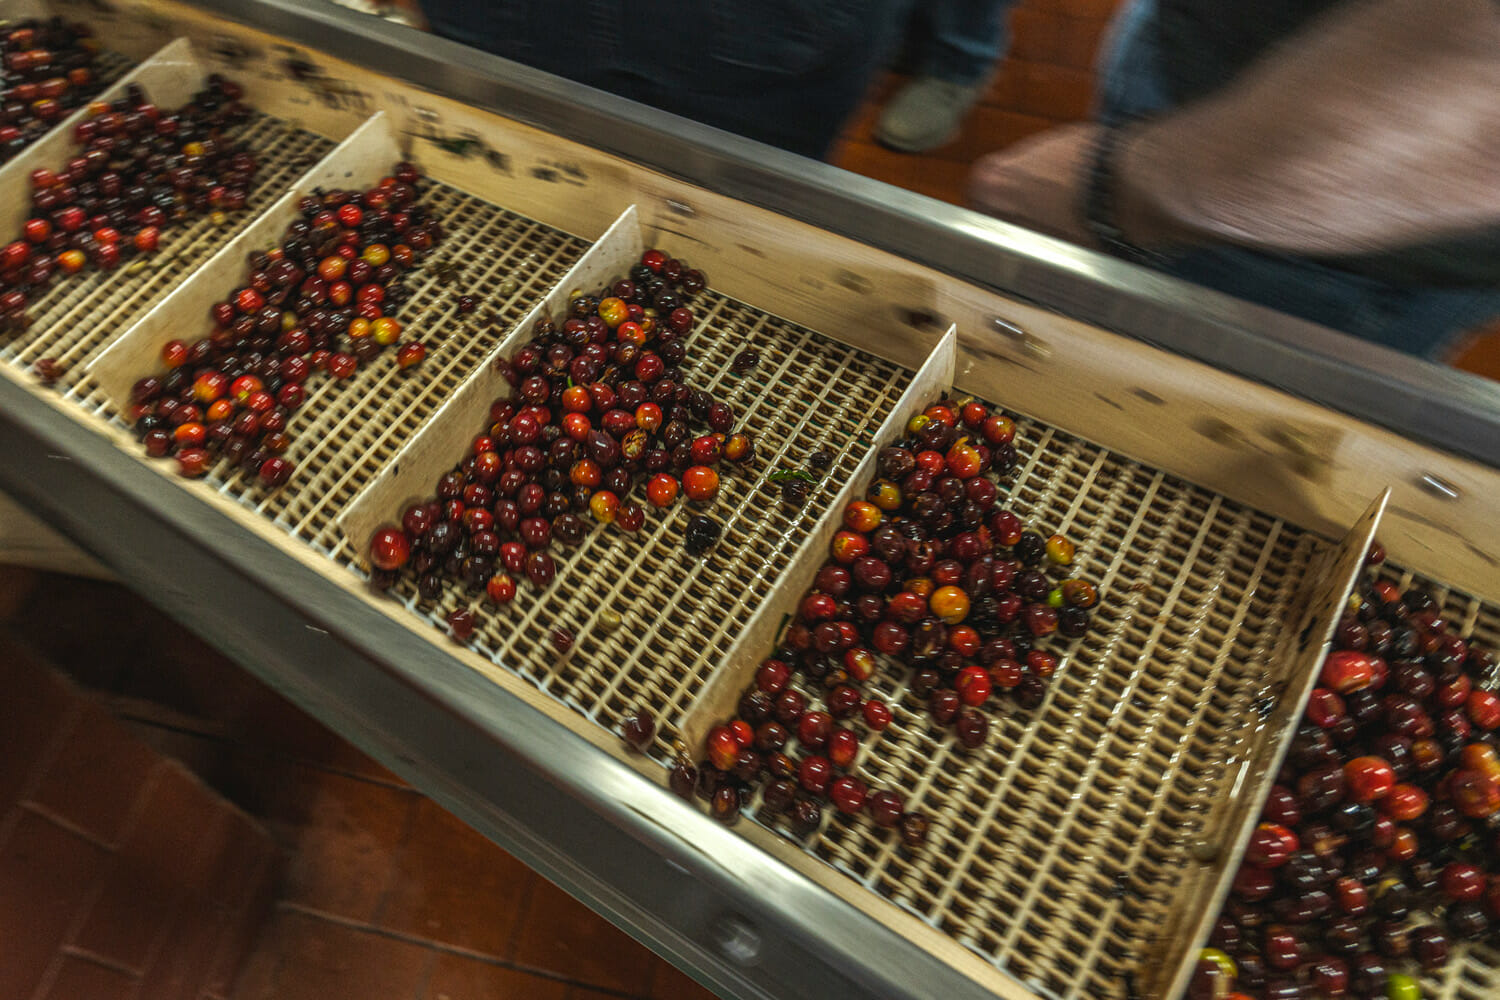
[396,341,427,369]
[798,755,833,796]
[899,812,929,849]
[1343,756,1396,803]
[257,456,293,488]
[682,465,719,502]
[1245,823,1298,868]
[446,608,475,642]
[684,514,721,555]
[829,775,866,814]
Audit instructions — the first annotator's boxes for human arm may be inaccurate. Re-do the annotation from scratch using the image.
[968,0,1500,257]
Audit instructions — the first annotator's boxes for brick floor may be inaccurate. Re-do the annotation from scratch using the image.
[3,565,722,1000]
[0,633,277,1000]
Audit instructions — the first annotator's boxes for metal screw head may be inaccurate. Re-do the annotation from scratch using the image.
[989,316,1050,359]
[710,913,762,965]
[1418,473,1461,500]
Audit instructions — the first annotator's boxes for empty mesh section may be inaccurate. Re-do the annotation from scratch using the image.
[1,114,333,401]
[743,408,1322,1000]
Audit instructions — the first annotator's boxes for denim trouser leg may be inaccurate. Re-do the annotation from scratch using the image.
[1094,0,1172,122]
[914,0,1018,86]
[1090,0,1500,358]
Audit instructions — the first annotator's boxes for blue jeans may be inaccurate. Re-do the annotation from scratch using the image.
[1097,0,1500,359]
[419,0,911,159]
[910,0,1017,86]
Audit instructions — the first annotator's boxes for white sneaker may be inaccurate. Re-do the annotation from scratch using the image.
[874,77,986,153]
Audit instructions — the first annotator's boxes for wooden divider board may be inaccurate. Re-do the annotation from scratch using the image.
[0,37,204,239]
[680,326,957,750]
[1150,489,1388,1000]
[87,111,392,410]
[337,204,640,555]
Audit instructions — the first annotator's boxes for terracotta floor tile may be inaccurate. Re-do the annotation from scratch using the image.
[510,879,655,997]
[231,910,434,1000]
[419,952,569,1000]
[1056,0,1121,19]
[5,573,150,691]
[182,698,407,806]
[839,74,898,144]
[28,699,162,846]
[71,863,179,976]
[376,797,532,957]
[926,104,1058,164]
[225,686,408,783]
[1454,321,1500,381]
[0,637,77,812]
[113,619,267,728]
[136,624,413,793]
[35,954,140,1000]
[1009,5,1065,63]
[0,810,109,1000]
[124,764,229,900]
[141,807,277,1000]
[648,957,721,1000]
[261,765,415,923]
[200,813,280,999]
[1056,13,1109,70]
[73,764,230,973]
[221,915,284,1000]
[982,60,1024,110]
[120,718,232,788]
[137,900,233,1000]
[1016,60,1095,120]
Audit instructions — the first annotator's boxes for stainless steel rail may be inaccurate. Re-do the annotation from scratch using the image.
[195,0,1500,471]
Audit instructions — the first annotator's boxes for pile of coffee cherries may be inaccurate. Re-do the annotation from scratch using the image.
[1,17,107,164]
[2,76,255,336]
[1192,547,1500,1000]
[128,162,441,484]
[366,248,755,634]
[677,396,1102,841]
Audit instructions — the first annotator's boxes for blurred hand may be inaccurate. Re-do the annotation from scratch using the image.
[966,124,1103,248]
[971,0,1500,261]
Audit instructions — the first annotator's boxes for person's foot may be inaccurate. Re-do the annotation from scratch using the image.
[874,77,986,153]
